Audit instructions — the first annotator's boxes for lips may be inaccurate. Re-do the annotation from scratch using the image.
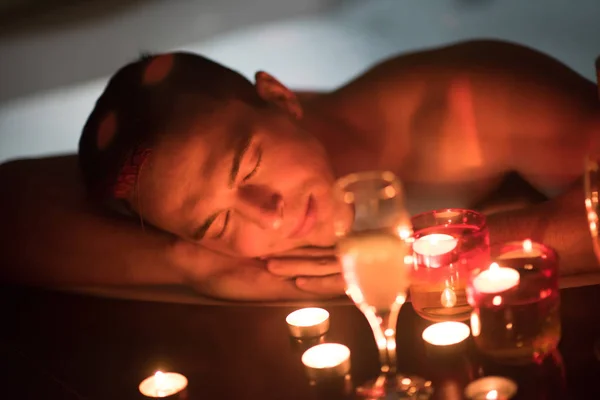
[288,195,317,239]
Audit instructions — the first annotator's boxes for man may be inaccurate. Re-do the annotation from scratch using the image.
[0,39,598,301]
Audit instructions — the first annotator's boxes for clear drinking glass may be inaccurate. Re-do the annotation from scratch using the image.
[334,171,433,399]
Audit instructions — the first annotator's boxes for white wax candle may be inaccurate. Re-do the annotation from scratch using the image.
[413,234,458,257]
[422,321,471,346]
[139,371,188,398]
[473,263,520,294]
[286,308,330,338]
[497,239,542,259]
[302,343,351,379]
[464,376,517,400]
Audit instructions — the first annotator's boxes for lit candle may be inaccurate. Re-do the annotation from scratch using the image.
[286,308,330,338]
[464,376,517,399]
[497,239,542,259]
[413,234,459,268]
[472,263,520,294]
[139,371,188,398]
[422,321,471,346]
[302,343,351,380]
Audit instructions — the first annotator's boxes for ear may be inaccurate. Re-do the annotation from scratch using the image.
[254,71,303,120]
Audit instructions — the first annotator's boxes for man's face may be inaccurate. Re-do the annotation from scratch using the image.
[134,101,341,257]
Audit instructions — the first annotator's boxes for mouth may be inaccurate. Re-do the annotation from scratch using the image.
[288,194,317,239]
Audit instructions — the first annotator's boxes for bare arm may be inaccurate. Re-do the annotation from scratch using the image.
[0,155,183,286]
[486,180,597,275]
[0,155,343,300]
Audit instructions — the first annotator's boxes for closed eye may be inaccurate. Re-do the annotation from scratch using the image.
[214,210,230,239]
[242,147,262,182]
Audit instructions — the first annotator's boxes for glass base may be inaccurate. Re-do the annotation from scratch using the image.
[356,374,434,399]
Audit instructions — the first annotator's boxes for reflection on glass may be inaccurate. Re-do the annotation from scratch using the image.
[334,171,433,398]
[585,56,600,264]
[584,152,600,263]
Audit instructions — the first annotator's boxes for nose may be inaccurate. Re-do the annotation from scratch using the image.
[235,185,284,229]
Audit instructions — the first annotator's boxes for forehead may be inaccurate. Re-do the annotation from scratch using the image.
[138,104,253,230]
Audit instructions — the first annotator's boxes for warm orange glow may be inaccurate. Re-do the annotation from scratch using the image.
[486,389,499,399]
[422,322,470,346]
[413,234,458,257]
[441,287,457,308]
[302,343,350,369]
[523,239,533,253]
[286,308,329,328]
[473,263,520,294]
[139,371,188,398]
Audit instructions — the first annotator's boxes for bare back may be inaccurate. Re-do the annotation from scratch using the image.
[313,40,599,212]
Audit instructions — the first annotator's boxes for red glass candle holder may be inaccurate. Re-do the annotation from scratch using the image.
[410,209,490,322]
[467,240,561,365]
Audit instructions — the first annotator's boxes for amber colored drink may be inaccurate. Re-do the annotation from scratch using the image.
[410,224,490,322]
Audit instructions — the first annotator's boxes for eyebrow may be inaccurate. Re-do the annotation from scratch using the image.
[190,131,253,241]
[228,132,253,188]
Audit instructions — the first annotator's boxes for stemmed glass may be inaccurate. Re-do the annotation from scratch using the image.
[584,55,600,264]
[584,151,600,262]
[583,54,600,366]
[333,171,433,399]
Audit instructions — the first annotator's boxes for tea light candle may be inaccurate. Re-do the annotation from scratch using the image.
[473,263,520,294]
[286,308,330,338]
[497,239,542,259]
[422,321,471,346]
[464,376,517,400]
[139,371,188,398]
[413,234,458,267]
[302,343,351,380]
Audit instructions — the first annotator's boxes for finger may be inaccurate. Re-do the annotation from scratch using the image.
[267,257,341,277]
[198,264,331,302]
[265,246,335,259]
[295,274,346,296]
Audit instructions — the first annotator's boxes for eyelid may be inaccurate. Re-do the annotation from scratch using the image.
[242,146,262,182]
[214,210,230,239]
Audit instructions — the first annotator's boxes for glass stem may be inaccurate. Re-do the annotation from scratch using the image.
[365,302,402,380]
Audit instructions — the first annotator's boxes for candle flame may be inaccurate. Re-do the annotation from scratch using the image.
[489,262,500,271]
[397,226,412,240]
[486,389,499,399]
[523,239,533,252]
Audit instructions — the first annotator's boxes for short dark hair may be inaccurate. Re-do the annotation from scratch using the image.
[78,52,262,203]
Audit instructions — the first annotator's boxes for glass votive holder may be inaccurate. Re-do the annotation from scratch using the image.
[467,240,561,365]
[410,209,491,322]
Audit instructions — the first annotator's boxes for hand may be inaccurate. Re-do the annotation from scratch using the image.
[170,240,344,301]
[264,246,345,297]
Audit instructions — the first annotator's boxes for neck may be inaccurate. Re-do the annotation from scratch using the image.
[300,97,382,178]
